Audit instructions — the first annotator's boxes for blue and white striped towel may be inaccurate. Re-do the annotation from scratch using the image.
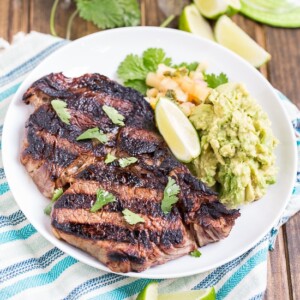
[0,32,299,300]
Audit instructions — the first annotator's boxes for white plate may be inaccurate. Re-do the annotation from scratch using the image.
[2,27,297,279]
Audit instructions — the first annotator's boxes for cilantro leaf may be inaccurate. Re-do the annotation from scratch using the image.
[161,177,180,214]
[117,48,172,95]
[105,153,117,164]
[142,48,172,72]
[75,0,140,29]
[44,188,63,216]
[124,79,148,95]
[122,209,145,225]
[119,157,138,168]
[190,249,202,258]
[203,72,228,88]
[118,0,140,27]
[90,189,116,213]
[117,54,148,82]
[76,127,108,144]
[102,105,125,126]
[173,62,199,72]
[51,99,71,125]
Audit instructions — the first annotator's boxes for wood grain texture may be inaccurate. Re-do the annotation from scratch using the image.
[29,0,99,40]
[265,27,300,108]
[264,228,290,300]
[285,214,300,299]
[0,0,29,41]
[0,1,300,299]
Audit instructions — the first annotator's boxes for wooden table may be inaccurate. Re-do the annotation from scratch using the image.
[0,0,299,299]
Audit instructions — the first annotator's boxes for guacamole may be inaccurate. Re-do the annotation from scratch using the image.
[189,82,278,207]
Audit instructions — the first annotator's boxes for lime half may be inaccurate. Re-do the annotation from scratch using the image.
[194,0,241,19]
[214,15,271,67]
[240,0,300,28]
[158,287,216,300]
[155,97,201,163]
[136,282,158,300]
[179,4,215,41]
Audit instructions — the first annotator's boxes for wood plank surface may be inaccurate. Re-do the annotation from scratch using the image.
[265,27,300,108]
[0,0,29,41]
[265,228,291,300]
[285,217,300,299]
[1,1,300,299]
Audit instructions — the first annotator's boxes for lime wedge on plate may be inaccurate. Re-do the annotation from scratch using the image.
[136,282,158,300]
[240,0,300,28]
[179,4,215,41]
[158,288,216,300]
[194,0,241,19]
[214,15,271,67]
[155,97,201,163]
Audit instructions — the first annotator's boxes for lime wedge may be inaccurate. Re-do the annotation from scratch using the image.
[240,0,300,28]
[136,282,158,300]
[179,4,214,41]
[155,97,201,163]
[158,287,216,300]
[194,0,241,19]
[214,15,271,67]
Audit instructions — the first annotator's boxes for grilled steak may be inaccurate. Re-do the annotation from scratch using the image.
[21,73,240,273]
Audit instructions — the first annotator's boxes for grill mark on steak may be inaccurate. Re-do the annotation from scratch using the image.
[52,210,187,244]
[52,220,186,250]
[21,72,240,273]
[53,192,176,219]
[24,127,78,168]
[119,127,163,155]
[52,220,154,248]
[75,161,167,190]
[66,180,164,203]
[108,252,146,265]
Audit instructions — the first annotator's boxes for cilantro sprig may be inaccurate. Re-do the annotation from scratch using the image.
[50,0,140,39]
[51,99,71,125]
[117,48,172,95]
[190,249,202,258]
[44,188,63,216]
[161,177,180,214]
[122,209,145,225]
[102,105,125,126]
[203,72,228,88]
[90,189,116,213]
[76,128,108,144]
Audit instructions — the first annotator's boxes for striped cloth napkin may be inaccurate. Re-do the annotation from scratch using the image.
[0,32,299,300]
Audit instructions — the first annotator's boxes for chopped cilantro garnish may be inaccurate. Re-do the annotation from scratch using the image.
[118,157,138,168]
[105,153,117,164]
[161,177,180,214]
[102,105,125,126]
[122,208,145,225]
[190,249,202,258]
[44,188,63,216]
[76,128,108,144]
[51,99,71,125]
[90,189,116,213]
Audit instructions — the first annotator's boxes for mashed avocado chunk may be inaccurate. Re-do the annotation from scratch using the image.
[189,82,278,207]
